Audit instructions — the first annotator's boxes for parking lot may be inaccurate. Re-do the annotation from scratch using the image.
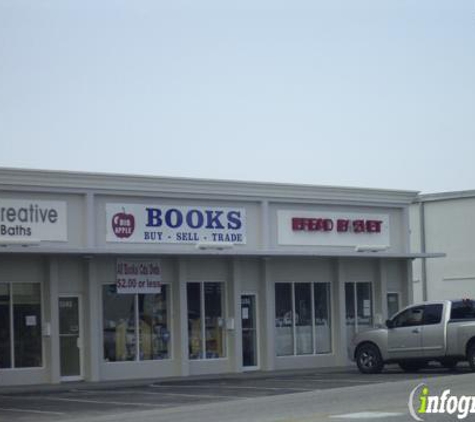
[0,364,472,422]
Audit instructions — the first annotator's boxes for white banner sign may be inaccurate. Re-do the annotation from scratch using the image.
[116,259,162,294]
[107,204,246,245]
[0,199,67,241]
[278,210,390,247]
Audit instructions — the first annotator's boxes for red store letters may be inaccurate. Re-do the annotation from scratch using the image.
[292,217,383,234]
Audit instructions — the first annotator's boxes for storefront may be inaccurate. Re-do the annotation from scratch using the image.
[0,168,440,386]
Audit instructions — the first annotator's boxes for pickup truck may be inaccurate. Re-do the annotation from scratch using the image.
[351,299,475,374]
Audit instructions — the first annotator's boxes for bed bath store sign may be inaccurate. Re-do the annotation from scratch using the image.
[106,204,246,245]
[0,199,67,241]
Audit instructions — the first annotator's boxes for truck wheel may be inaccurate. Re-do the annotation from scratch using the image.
[468,344,475,372]
[398,361,425,373]
[356,343,384,374]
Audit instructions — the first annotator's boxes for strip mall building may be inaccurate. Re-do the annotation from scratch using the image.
[0,168,440,386]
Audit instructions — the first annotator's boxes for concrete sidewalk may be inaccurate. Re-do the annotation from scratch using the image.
[0,366,360,395]
[1,361,467,396]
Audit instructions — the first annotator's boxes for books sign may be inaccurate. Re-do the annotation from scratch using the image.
[107,204,246,245]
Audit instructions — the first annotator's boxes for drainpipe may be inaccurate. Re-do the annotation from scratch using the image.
[419,201,428,301]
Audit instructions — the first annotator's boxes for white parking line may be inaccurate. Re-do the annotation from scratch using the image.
[40,396,167,407]
[0,407,65,416]
[140,390,241,399]
[69,388,226,400]
[330,411,404,419]
[150,384,311,392]
[279,378,384,384]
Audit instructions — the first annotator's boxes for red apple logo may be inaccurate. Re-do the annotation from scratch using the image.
[112,209,135,238]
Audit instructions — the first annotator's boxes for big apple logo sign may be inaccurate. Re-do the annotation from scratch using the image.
[107,204,246,245]
[112,208,135,238]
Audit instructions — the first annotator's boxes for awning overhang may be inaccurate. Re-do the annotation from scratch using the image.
[0,246,446,260]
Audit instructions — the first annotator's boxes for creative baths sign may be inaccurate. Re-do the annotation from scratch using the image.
[106,204,247,245]
[0,199,67,241]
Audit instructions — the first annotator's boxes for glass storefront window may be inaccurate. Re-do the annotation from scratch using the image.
[0,283,42,369]
[295,283,312,355]
[187,282,225,360]
[275,283,293,356]
[187,283,202,359]
[139,290,170,360]
[13,283,42,368]
[314,283,331,354]
[345,282,356,345]
[204,283,225,358]
[103,285,136,361]
[102,284,170,362]
[275,282,332,356]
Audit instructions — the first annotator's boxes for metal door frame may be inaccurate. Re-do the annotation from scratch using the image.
[386,291,401,319]
[241,292,260,371]
[59,294,84,382]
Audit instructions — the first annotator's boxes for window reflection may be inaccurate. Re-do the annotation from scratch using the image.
[139,290,170,360]
[295,283,312,355]
[275,282,332,357]
[0,283,43,369]
[187,282,225,360]
[275,283,293,356]
[102,285,170,362]
[187,283,202,359]
[13,283,42,368]
[204,283,224,358]
[314,283,331,354]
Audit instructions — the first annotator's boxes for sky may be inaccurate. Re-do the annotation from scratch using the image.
[1,0,474,194]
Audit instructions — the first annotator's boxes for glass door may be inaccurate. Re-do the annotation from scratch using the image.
[387,292,400,319]
[59,296,83,381]
[345,282,373,357]
[241,294,258,370]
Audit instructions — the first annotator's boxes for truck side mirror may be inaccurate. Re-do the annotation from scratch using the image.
[385,319,394,329]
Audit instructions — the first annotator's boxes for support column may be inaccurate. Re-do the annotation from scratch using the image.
[261,200,270,249]
[335,258,347,366]
[405,259,414,307]
[48,257,61,383]
[232,258,243,372]
[85,257,100,381]
[85,193,95,248]
[419,202,428,302]
[178,259,190,377]
[262,258,275,371]
[379,260,388,322]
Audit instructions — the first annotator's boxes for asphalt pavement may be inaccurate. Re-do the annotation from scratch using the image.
[0,364,472,422]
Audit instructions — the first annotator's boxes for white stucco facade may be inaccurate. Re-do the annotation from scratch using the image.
[0,168,437,386]
[411,192,475,302]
